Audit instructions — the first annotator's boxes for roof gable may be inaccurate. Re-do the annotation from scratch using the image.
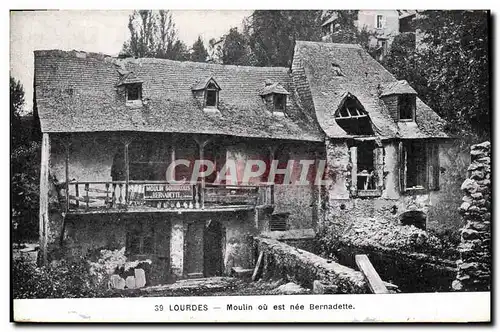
[191,77,221,91]
[293,41,448,139]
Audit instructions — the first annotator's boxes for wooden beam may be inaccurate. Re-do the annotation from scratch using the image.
[193,136,211,209]
[124,141,130,203]
[39,133,50,266]
[355,254,389,294]
[252,251,264,281]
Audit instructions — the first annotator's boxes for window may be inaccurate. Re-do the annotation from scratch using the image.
[126,222,155,256]
[332,63,344,76]
[205,82,219,108]
[126,83,142,101]
[357,143,376,190]
[274,94,286,111]
[399,95,416,120]
[376,15,384,29]
[350,142,383,197]
[401,141,439,191]
[335,94,374,136]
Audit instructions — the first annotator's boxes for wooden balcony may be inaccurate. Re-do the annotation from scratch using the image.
[65,180,274,214]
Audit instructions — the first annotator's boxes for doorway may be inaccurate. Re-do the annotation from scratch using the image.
[203,219,225,277]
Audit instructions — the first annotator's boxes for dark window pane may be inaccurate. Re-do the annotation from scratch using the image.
[274,94,285,110]
[127,84,141,101]
[206,90,217,107]
[406,142,427,188]
[399,95,415,120]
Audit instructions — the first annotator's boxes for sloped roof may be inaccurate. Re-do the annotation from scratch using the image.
[34,50,323,142]
[259,82,290,96]
[379,80,417,97]
[116,71,143,86]
[191,77,221,91]
[292,41,448,139]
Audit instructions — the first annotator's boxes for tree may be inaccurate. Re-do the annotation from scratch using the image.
[322,10,359,44]
[245,10,323,67]
[415,10,490,139]
[11,76,40,242]
[382,11,490,140]
[221,27,253,66]
[120,10,188,61]
[190,36,209,62]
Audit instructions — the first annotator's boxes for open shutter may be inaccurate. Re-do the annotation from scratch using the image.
[350,146,358,196]
[374,146,384,191]
[398,142,407,192]
[427,143,440,191]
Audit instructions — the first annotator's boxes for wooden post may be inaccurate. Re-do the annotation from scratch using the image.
[39,133,50,266]
[355,254,389,294]
[350,146,358,196]
[124,141,130,203]
[168,141,176,183]
[268,145,276,205]
[194,136,211,209]
[64,141,70,213]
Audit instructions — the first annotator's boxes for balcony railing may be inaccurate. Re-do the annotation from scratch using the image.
[66,180,274,213]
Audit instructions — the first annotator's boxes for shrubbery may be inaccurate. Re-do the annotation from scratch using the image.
[13,257,110,299]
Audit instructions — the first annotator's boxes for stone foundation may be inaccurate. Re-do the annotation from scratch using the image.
[453,141,491,291]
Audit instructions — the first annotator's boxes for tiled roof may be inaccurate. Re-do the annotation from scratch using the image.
[34,50,323,142]
[259,82,290,96]
[292,41,448,139]
[379,80,417,97]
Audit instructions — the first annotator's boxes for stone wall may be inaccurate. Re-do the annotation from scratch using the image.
[453,141,491,291]
[254,237,367,294]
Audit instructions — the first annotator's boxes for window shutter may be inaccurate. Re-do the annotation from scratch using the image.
[374,147,384,191]
[350,146,358,196]
[398,142,406,192]
[427,143,440,191]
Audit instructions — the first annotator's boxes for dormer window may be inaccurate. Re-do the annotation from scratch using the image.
[398,94,416,121]
[126,83,142,101]
[116,70,144,106]
[205,82,219,108]
[259,80,290,115]
[334,93,374,136]
[192,77,221,112]
[379,80,417,122]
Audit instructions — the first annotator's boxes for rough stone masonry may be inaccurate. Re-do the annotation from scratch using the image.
[453,141,491,291]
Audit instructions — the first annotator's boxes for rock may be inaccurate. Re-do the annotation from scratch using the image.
[459,202,471,212]
[472,141,490,150]
[471,192,483,199]
[452,280,463,291]
[461,179,479,193]
[125,276,136,289]
[110,274,126,289]
[460,262,479,271]
[135,268,146,288]
[461,229,480,240]
[274,282,307,295]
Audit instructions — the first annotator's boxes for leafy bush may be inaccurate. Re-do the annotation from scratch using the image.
[13,257,110,299]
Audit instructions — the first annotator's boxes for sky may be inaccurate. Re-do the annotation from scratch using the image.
[9,10,252,112]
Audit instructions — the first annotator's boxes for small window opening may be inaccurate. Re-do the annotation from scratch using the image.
[270,213,289,231]
[126,83,142,101]
[274,94,286,111]
[357,143,376,190]
[406,142,427,188]
[332,63,343,76]
[376,15,384,29]
[335,95,374,135]
[399,95,416,120]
